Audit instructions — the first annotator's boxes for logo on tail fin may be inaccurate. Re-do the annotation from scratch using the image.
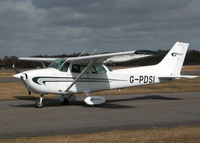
[171,52,183,57]
[171,53,177,57]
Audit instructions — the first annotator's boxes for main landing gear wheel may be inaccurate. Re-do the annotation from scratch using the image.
[61,98,70,105]
[35,94,44,108]
[58,94,76,105]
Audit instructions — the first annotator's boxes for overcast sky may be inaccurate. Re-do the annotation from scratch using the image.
[0,0,200,58]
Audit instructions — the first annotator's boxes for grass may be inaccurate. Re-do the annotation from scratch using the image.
[0,69,14,77]
[182,65,200,71]
[0,126,199,143]
[0,69,29,77]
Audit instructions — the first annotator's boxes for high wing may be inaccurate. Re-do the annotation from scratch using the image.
[66,50,158,64]
[19,50,158,64]
[19,57,59,62]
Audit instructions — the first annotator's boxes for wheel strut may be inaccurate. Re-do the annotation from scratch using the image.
[35,94,44,108]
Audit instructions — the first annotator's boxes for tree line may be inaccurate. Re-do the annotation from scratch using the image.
[0,50,200,69]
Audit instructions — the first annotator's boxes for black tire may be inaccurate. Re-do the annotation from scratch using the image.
[35,100,43,108]
[87,104,96,107]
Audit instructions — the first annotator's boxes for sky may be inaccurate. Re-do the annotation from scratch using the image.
[0,0,200,58]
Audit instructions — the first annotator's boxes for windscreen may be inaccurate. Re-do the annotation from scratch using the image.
[48,59,65,70]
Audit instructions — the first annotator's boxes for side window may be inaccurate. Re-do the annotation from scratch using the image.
[59,62,69,72]
[72,64,80,73]
[92,65,107,74]
[71,64,106,74]
[107,66,113,71]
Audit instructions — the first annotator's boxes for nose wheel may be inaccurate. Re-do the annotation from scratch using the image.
[35,94,44,108]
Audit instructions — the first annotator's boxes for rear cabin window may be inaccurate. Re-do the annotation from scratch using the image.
[91,65,107,74]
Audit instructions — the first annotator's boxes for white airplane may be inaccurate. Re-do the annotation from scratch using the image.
[13,42,197,108]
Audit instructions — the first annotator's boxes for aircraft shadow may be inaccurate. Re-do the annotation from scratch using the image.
[13,95,134,109]
[107,95,181,103]
[11,95,180,109]
[13,96,38,101]
[73,101,134,109]
[11,99,134,109]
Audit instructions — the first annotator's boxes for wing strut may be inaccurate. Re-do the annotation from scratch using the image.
[41,62,46,68]
[64,61,93,93]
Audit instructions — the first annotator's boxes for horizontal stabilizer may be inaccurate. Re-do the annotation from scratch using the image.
[159,75,199,79]
[179,75,199,79]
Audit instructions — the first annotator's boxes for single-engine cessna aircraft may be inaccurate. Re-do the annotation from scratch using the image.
[13,42,197,108]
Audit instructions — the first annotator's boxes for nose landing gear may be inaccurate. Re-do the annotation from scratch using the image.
[35,94,44,108]
[35,94,77,108]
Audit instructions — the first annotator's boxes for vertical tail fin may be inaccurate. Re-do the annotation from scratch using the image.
[157,42,189,76]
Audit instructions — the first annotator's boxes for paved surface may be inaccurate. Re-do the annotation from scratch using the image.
[0,77,19,82]
[0,92,199,138]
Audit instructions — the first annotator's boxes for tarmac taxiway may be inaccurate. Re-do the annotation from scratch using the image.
[0,92,199,138]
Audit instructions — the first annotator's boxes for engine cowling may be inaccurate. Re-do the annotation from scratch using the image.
[84,96,106,105]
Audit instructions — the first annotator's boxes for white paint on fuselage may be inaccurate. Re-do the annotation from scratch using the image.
[22,64,162,95]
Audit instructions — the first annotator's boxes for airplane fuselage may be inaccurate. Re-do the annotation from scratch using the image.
[20,65,168,95]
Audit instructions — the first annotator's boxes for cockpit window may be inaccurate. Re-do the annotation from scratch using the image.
[48,59,69,72]
[59,62,69,72]
[48,59,65,69]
